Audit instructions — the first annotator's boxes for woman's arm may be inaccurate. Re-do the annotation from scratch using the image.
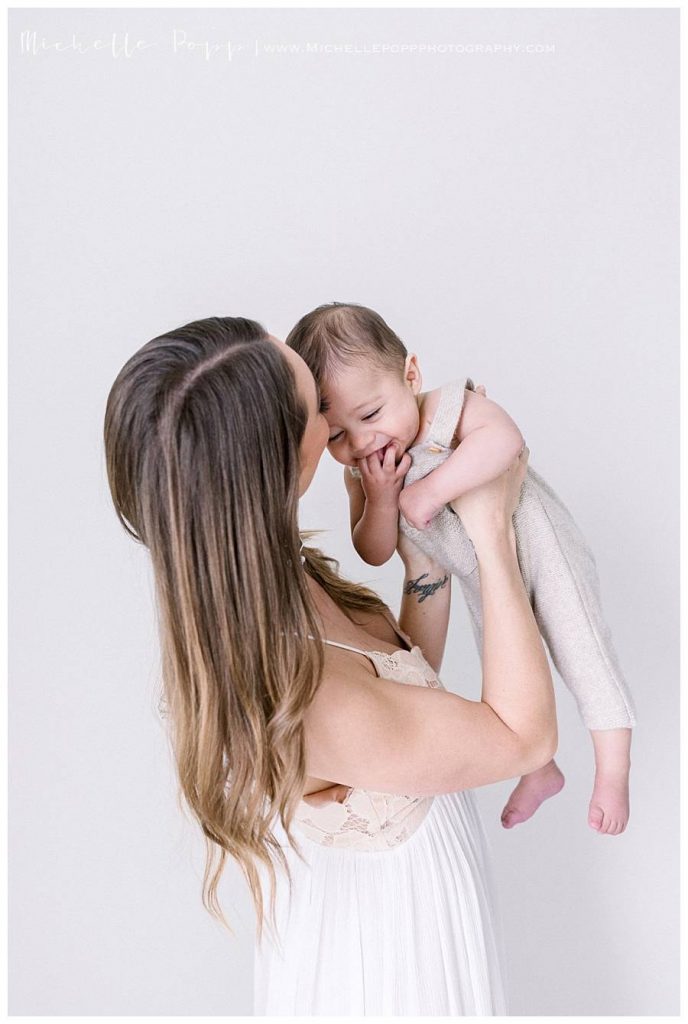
[305,449,559,796]
[397,533,450,674]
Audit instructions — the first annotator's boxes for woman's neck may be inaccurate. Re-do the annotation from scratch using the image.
[303,573,402,652]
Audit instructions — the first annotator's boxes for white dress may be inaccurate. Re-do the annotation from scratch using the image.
[253,637,507,1016]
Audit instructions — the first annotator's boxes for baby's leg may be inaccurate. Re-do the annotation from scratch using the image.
[459,470,636,831]
[513,468,637,732]
[587,727,631,835]
[513,470,636,831]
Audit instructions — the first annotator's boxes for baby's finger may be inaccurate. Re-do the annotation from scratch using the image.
[356,456,372,481]
[383,444,397,472]
[362,453,384,482]
[395,452,412,478]
[475,384,487,396]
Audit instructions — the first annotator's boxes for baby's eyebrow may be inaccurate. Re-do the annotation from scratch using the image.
[349,396,381,413]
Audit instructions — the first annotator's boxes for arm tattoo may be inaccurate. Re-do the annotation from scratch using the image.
[404,572,449,604]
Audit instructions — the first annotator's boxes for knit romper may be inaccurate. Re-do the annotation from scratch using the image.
[387,379,635,731]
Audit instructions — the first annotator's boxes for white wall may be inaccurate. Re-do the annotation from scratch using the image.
[9,7,678,1015]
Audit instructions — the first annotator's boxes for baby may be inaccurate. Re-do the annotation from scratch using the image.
[287,302,636,835]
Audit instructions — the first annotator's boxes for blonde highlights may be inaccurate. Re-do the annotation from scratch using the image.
[103,317,387,940]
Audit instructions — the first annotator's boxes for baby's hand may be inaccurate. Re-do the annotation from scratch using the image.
[399,479,444,531]
[357,444,411,508]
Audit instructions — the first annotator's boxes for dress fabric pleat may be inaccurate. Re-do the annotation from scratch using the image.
[253,643,507,1016]
[254,788,507,1015]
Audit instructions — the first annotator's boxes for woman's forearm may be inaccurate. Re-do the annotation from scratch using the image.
[476,529,558,764]
[398,552,451,674]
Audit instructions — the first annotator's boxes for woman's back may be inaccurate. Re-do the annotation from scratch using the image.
[298,613,442,850]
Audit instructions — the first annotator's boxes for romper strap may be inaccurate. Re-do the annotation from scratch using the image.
[428,377,475,449]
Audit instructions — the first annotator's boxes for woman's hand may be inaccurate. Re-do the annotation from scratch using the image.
[396,527,447,576]
[450,446,529,550]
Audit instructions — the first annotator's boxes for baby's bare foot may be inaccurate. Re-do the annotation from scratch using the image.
[588,770,630,835]
[501,759,565,829]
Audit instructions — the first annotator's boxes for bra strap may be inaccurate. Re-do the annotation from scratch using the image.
[307,633,375,659]
[320,637,371,657]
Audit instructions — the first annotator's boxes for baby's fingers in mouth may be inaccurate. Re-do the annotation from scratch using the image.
[381,441,400,465]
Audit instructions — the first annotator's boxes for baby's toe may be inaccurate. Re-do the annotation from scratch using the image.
[588,804,604,831]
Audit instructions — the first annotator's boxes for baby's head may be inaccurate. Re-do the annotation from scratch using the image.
[286,302,422,468]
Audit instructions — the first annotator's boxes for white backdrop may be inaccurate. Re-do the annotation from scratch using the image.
[9,7,678,1015]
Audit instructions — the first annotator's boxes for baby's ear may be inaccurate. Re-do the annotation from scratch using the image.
[404,353,423,395]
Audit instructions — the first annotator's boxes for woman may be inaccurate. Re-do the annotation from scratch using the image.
[104,316,556,1015]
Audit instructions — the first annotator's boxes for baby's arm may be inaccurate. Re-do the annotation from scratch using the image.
[346,446,412,566]
[399,389,525,531]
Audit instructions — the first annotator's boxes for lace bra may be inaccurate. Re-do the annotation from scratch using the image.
[294,638,444,852]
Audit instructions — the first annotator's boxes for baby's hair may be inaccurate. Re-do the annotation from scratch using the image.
[286,302,408,393]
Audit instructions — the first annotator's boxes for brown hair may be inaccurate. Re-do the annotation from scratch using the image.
[286,302,408,396]
[103,316,388,942]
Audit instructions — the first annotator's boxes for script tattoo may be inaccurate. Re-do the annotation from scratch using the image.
[404,572,449,604]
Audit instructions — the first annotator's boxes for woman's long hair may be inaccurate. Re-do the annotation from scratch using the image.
[103,316,387,941]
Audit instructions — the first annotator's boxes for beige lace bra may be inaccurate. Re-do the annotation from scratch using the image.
[294,639,444,852]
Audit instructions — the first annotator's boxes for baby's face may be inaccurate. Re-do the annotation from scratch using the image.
[321,360,421,468]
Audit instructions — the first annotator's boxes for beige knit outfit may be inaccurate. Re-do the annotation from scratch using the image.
[358,379,637,731]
